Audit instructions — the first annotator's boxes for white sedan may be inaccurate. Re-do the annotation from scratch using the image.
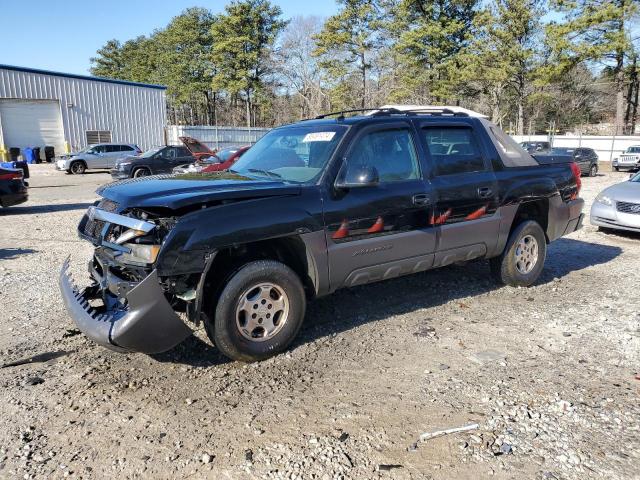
[591,172,640,233]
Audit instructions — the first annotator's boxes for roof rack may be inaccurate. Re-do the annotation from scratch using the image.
[314,107,402,120]
[311,106,473,121]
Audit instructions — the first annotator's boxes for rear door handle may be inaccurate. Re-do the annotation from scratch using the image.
[477,187,493,198]
[412,194,432,206]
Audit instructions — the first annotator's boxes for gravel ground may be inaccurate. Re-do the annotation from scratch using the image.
[0,164,638,480]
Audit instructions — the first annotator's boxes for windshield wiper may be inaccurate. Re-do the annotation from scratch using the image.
[247,168,282,179]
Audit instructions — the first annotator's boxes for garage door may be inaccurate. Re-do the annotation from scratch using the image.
[0,99,65,155]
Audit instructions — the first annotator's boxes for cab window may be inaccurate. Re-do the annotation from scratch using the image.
[344,128,420,183]
[422,127,485,176]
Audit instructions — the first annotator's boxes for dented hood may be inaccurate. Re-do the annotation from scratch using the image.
[97,172,301,210]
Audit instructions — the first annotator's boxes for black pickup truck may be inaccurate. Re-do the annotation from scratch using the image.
[59,108,584,362]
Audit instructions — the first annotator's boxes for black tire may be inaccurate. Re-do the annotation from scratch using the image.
[206,260,306,362]
[614,166,620,172]
[133,167,151,178]
[490,220,547,287]
[589,164,597,177]
[70,161,86,174]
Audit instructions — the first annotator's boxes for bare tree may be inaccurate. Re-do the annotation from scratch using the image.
[273,16,328,119]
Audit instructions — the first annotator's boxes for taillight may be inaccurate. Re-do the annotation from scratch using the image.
[0,171,22,181]
[570,162,581,196]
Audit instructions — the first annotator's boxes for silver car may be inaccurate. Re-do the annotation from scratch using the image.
[55,143,141,174]
[591,172,640,233]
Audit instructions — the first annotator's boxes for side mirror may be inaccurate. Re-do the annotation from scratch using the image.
[336,164,379,189]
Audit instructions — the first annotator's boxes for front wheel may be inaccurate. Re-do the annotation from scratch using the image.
[589,164,598,177]
[205,260,306,362]
[133,167,150,178]
[614,166,620,172]
[70,161,86,174]
[490,220,547,287]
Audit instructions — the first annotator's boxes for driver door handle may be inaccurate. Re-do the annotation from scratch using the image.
[413,194,432,206]
[477,187,493,198]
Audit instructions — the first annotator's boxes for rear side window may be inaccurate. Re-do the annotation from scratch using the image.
[422,127,485,176]
[120,145,135,152]
[105,145,118,153]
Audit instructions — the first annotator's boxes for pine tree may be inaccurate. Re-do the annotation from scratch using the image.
[210,0,287,127]
[546,0,639,133]
[391,0,480,104]
[313,0,383,110]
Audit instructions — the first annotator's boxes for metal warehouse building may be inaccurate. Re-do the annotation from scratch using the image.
[0,64,166,160]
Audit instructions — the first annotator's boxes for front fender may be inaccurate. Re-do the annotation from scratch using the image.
[155,189,324,276]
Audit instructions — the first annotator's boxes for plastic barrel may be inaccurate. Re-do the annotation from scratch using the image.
[9,147,20,162]
[44,146,55,162]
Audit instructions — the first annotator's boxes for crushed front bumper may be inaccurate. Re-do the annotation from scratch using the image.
[59,258,193,354]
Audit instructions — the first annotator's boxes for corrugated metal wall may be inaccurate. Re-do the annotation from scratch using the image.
[0,67,166,152]
[167,125,269,150]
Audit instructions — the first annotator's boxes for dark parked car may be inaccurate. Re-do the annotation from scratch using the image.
[60,107,584,362]
[0,166,28,207]
[550,147,599,177]
[111,145,195,179]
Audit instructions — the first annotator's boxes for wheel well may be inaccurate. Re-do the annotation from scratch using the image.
[200,236,316,319]
[512,200,549,241]
[71,159,86,167]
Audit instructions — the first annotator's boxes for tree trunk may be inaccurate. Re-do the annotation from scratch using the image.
[614,49,625,135]
[625,55,638,134]
[360,51,366,109]
[246,92,252,128]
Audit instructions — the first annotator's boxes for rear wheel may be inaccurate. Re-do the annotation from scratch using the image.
[490,220,547,287]
[589,164,597,177]
[133,167,150,178]
[205,260,306,362]
[70,161,86,174]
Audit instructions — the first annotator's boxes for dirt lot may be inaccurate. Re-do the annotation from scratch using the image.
[0,164,638,480]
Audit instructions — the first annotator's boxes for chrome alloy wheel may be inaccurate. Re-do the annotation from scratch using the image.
[235,283,290,342]
[514,234,539,274]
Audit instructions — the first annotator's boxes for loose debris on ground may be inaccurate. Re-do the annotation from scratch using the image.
[0,165,638,479]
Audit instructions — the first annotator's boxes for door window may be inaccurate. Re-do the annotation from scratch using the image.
[422,127,485,176]
[92,145,107,154]
[344,128,420,183]
[105,145,119,153]
[160,148,177,159]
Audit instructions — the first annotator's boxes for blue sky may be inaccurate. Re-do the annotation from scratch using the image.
[0,0,339,75]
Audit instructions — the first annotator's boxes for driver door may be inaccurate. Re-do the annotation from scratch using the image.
[86,145,107,168]
[323,122,437,290]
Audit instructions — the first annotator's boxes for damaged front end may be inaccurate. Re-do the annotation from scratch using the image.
[59,201,197,354]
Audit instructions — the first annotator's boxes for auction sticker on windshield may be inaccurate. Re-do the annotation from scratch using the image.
[303,132,336,142]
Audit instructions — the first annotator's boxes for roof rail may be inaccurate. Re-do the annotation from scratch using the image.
[311,106,475,121]
[314,107,402,120]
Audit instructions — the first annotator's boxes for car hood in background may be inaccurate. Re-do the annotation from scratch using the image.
[96,171,301,210]
[600,181,640,203]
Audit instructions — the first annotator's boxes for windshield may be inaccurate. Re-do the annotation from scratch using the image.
[630,172,640,182]
[231,125,347,183]
[627,146,640,153]
[216,147,238,162]
[140,146,164,158]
